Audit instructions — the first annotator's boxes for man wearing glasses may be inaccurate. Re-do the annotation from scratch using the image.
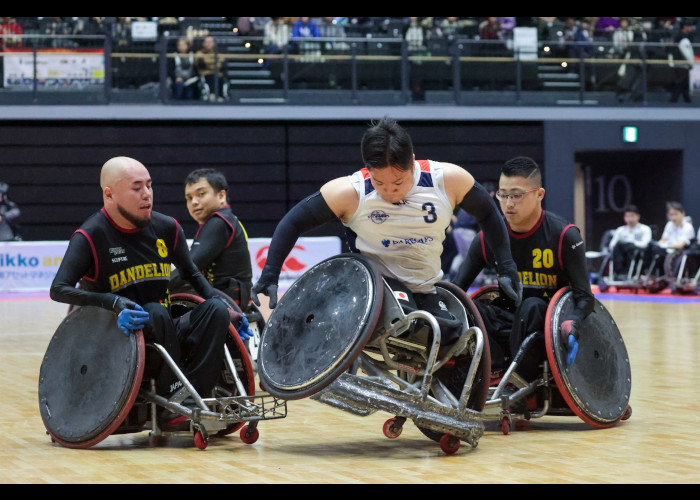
[453,156,594,378]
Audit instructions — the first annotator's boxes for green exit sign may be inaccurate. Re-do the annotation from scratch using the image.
[622,126,638,142]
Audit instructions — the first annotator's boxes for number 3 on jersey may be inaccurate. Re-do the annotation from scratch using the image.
[422,202,437,223]
[532,248,553,268]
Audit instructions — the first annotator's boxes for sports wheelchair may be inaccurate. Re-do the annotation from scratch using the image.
[38,292,286,450]
[256,253,490,455]
[470,285,633,435]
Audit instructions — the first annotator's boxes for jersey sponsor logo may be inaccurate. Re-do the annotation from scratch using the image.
[571,241,584,250]
[108,262,171,291]
[518,270,557,288]
[369,210,390,224]
[381,235,435,248]
[108,246,125,255]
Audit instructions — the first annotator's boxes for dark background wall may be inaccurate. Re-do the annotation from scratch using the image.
[0,120,544,242]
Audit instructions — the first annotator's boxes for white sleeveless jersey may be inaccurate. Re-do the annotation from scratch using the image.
[344,159,453,293]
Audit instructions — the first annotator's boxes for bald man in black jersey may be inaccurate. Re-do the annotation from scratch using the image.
[453,156,594,379]
[50,156,230,430]
[169,168,254,314]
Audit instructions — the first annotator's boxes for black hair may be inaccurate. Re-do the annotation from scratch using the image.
[360,116,414,171]
[184,168,229,193]
[501,156,542,188]
[624,204,641,215]
[666,201,685,213]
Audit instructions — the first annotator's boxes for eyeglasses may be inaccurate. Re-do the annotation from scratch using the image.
[495,188,539,202]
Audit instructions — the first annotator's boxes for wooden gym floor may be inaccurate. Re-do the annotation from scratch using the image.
[1,289,699,484]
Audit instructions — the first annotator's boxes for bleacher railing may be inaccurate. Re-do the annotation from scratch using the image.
[0,33,696,106]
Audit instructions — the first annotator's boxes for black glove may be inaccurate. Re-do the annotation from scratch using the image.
[251,269,280,309]
[497,259,522,306]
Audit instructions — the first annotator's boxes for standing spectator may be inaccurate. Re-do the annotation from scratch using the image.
[111,17,133,49]
[669,20,695,103]
[595,17,620,38]
[78,17,110,47]
[0,182,21,241]
[195,35,225,101]
[168,37,199,101]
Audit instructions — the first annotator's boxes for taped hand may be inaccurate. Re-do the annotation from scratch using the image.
[497,259,523,307]
[560,319,579,366]
[114,298,150,336]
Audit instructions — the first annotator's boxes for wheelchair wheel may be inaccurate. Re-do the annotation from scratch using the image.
[38,306,146,449]
[409,281,492,444]
[545,287,632,428]
[257,253,384,400]
[169,293,256,435]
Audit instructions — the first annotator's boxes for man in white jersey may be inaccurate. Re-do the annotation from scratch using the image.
[252,116,522,350]
[607,204,652,279]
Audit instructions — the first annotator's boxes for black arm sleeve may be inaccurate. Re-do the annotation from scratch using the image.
[49,232,122,311]
[560,226,595,325]
[458,182,512,269]
[259,191,338,282]
[170,216,229,289]
[452,233,488,290]
[171,223,217,299]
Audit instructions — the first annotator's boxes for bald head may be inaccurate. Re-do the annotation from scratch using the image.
[100,156,147,189]
[100,156,153,229]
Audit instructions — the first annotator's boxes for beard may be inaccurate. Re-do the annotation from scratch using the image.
[117,202,152,229]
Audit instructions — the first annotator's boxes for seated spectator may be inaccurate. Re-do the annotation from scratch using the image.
[168,37,199,101]
[478,17,502,40]
[606,205,652,279]
[39,16,78,48]
[111,17,133,49]
[262,17,291,65]
[645,201,695,276]
[292,17,321,57]
[403,17,426,52]
[319,16,348,53]
[195,36,225,101]
[78,17,110,47]
[0,181,21,241]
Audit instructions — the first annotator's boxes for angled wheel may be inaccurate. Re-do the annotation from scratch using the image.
[382,418,403,439]
[257,253,384,400]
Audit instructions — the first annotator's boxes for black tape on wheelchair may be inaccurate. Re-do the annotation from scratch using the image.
[38,306,145,447]
[546,289,632,426]
[258,253,383,400]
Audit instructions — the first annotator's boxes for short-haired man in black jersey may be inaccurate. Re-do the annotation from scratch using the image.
[453,156,594,378]
[170,168,254,313]
[50,156,231,430]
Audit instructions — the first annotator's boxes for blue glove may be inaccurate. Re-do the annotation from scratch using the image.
[236,315,254,341]
[116,302,150,336]
[560,319,579,366]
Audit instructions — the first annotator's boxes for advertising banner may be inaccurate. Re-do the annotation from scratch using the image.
[0,236,342,293]
[3,47,105,88]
